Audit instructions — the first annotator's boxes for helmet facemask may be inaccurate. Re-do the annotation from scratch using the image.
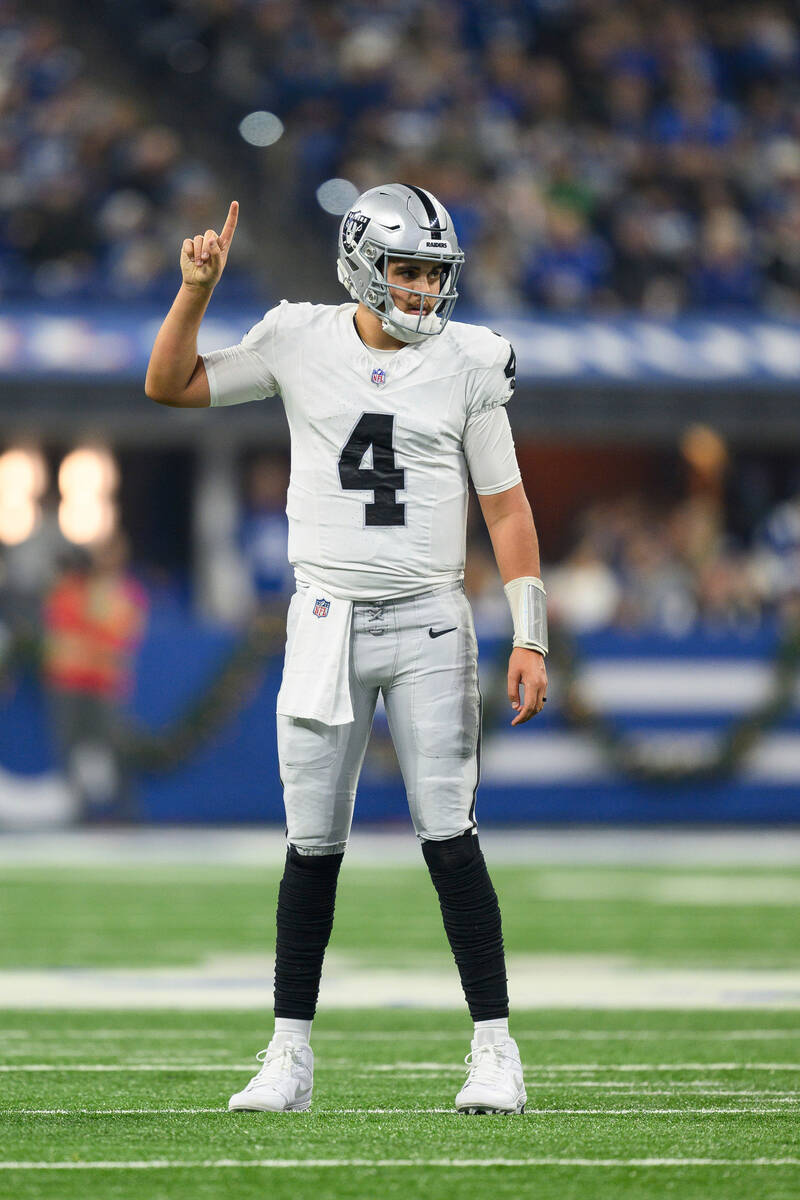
[364,250,463,343]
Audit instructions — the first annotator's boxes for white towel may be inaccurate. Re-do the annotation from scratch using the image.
[276,587,354,725]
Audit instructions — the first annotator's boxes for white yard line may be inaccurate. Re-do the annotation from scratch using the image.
[0,1064,282,1072]
[3,1028,798,1042]
[2,1107,795,1116]
[0,1157,798,1169]
[5,943,800,1011]
[365,1061,800,1072]
[4,955,800,1009]
[2,1060,798,1073]
[520,1089,800,1099]
[316,1029,800,1041]
[0,1030,231,1040]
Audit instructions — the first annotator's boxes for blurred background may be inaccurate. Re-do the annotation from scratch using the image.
[2,0,800,830]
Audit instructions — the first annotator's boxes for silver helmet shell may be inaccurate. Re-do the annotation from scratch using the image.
[337,183,464,344]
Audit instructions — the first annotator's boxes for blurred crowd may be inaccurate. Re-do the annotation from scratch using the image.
[233,452,800,639]
[3,452,800,654]
[541,492,799,637]
[5,1,800,315]
[0,2,257,303]
[470,485,800,639]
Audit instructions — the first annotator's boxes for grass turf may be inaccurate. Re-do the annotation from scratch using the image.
[1,859,799,1198]
[2,864,800,968]
[1,1010,799,1200]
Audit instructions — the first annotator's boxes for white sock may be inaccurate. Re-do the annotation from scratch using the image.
[273,1018,312,1045]
[474,1017,509,1046]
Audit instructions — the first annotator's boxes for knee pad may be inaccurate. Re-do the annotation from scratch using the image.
[421,829,480,874]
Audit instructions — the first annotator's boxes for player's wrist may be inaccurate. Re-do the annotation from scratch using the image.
[504,576,548,656]
[181,279,215,296]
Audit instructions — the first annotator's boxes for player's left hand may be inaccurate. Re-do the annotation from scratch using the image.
[508,647,547,725]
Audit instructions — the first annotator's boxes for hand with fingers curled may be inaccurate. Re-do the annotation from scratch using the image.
[508,646,548,726]
[180,200,239,291]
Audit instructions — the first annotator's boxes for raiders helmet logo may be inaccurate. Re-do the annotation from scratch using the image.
[342,210,370,254]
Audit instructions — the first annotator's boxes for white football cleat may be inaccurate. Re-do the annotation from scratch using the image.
[455,1036,527,1114]
[228,1039,314,1112]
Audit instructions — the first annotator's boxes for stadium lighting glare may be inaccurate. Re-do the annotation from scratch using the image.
[58,498,116,545]
[58,447,118,498]
[0,446,48,545]
[57,446,119,545]
[316,178,359,215]
[0,446,48,498]
[0,500,38,546]
[238,111,284,147]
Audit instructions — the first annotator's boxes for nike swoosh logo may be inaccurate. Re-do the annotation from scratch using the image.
[429,626,457,639]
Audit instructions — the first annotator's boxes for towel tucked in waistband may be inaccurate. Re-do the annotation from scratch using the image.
[276,587,354,725]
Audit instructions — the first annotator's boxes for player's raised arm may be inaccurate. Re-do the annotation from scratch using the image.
[145,201,239,408]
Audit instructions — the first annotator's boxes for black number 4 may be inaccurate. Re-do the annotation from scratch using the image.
[338,412,405,526]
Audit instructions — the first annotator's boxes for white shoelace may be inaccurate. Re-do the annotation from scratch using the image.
[463,1043,510,1088]
[245,1044,306,1092]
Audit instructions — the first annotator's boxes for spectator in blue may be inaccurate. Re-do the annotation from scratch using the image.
[522,202,611,312]
[689,207,762,311]
[651,74,739,151]
[238,455,293,604]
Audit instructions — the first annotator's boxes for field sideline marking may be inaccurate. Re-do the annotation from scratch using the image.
[2,1107,795,1116]
[2,1060,799,1073]
[314,1029,800,1042]
[1,1157,799,1170]
[366,1061,800,1072]
[504,1086,800,1094]
[3,1028,799,1042]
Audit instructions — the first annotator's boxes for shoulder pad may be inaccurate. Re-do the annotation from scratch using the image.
[270,299,328,327]
[445,319,511,369]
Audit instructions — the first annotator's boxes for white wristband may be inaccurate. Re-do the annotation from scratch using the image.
[504,576,548,655]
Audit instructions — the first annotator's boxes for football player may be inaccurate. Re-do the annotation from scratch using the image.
[146,184,548,1114]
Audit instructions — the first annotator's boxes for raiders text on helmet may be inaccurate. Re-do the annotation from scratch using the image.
[337,183,465,344]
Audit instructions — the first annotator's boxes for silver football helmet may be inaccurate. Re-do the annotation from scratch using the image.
[337,183,464,344]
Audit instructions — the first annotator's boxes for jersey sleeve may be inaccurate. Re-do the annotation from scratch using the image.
[463,404,522,495]
[466,333,516,418]
[202,302,285,407]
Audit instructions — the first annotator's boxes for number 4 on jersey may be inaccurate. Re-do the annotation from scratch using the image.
[338,412,406,526]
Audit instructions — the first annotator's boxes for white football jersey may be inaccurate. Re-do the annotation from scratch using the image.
[203,301,520,600]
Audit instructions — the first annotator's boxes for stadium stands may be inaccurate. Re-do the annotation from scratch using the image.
[0,6,258,304]
[6,2,800,314]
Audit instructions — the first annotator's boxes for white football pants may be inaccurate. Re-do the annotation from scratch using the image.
[277,582,481,853]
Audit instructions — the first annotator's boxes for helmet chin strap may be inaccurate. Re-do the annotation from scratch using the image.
[381,301,443,344]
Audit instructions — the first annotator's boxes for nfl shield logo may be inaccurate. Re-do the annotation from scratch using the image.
[371,367,386,387]
[313,597,330,619]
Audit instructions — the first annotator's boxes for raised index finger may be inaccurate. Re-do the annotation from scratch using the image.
[218,201,239,250]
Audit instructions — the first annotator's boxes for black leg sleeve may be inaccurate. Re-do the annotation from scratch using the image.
[422,831,509,1021]
[274,845,344,1020]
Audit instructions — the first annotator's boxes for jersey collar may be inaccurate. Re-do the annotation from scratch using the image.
[342,304,435,386]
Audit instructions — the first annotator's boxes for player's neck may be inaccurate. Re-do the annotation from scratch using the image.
[353,305,407,351]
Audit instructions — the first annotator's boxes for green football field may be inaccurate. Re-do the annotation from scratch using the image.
[1,834,799,1199]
